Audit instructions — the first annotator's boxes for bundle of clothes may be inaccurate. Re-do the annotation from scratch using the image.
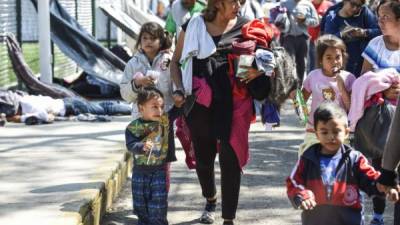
[176,18,298,168]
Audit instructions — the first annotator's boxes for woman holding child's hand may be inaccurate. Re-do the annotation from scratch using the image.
[377,94,400,222]
[377,184,400,202]
[357,1,400,220]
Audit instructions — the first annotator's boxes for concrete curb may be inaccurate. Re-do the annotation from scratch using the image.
[0,117,134,225]
[78,151,132,225]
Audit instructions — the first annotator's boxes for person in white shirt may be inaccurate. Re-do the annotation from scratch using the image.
[4,93,131,124]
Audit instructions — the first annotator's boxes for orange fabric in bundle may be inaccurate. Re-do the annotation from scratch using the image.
[241,19,275,48]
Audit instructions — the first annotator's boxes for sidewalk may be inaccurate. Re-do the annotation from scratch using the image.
[101,104,306,224]
[1,105,395,225]
[100,103,395,225]
[0,116,132,225]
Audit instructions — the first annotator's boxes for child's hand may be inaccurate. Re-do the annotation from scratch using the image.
[143,139,154,153]
[289,89,296,100]
[134,76,155,88]
[387,188,400,202]
[146,70,160,84]
[300,198,316,210]
[377,183,400,202]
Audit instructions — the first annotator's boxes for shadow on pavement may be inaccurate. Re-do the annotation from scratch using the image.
[102,209,138,225]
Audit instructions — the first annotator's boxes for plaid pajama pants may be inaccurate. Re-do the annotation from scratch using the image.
[131,169,168,225]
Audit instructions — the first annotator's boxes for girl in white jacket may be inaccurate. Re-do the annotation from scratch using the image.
[120,22,173,119]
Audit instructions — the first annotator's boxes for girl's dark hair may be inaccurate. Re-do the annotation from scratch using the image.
[377,0,400,19]
[136,87,164,106]
[135,22,172,51]
[315,34,348,69]
[313,102,348,130]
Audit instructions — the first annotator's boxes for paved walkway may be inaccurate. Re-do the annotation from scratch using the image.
[0,116,132,225]
[0,104,394,225]
[101,103,395,225]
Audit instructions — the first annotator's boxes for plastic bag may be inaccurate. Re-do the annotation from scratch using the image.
[354,102,396,159]
[292,88,309,125]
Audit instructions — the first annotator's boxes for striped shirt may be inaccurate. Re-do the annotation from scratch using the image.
[362,35,400,73]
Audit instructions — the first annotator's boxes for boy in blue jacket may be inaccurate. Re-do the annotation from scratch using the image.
[286,102,392,225]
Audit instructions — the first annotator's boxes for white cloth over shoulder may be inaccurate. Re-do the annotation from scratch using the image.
[180,14,216,95]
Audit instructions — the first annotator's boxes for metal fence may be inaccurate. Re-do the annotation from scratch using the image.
[0,0,18,86]
[0,0,121,88]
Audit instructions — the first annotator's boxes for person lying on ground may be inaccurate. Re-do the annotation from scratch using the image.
[1,90,131,124]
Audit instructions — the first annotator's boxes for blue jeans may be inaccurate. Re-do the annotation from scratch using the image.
[63,97,131,116]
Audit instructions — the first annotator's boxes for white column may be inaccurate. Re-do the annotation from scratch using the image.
[38,0,52,84]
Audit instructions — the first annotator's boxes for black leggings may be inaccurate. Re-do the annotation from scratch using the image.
[395,169,400,225]
[372,158,386,215]
[396,199,400,225]
[281,34,309,84]
[186,103,241,220]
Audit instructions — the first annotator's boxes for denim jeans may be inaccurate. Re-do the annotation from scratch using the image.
[63,97,131,116]
[97,101,131,115]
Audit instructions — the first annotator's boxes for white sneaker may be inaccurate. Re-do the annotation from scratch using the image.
[199,210,215,224]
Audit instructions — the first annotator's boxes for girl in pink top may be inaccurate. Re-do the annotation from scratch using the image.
[297,34,356,155]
